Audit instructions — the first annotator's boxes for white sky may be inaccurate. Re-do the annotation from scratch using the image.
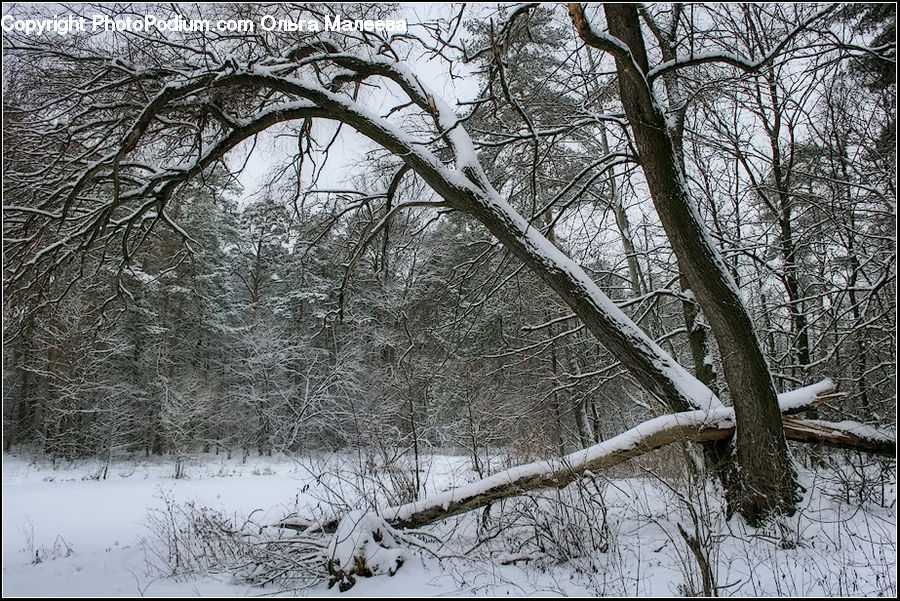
[232,3,486,204]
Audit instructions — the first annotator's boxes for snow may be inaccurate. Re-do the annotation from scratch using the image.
[1,453,315,596]
[328,510,407,588]
[2,450,895,596]
[801,420,896,443]
[777,378,835,412]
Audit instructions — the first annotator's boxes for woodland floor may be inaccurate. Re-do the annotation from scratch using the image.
[2,449,896,597]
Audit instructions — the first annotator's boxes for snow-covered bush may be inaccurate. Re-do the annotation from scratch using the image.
[144,489,246,579]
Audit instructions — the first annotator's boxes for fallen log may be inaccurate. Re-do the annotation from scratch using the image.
[386,407,738,530]
[783,418,895,456]
[384,412,894,531]
[279,379,894,533]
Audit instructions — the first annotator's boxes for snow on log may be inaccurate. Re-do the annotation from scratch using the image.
[277,408,734,534]
[277,379,894,534]
[384,408,737,529]
[777,378,843,414]
[782,418,895,457]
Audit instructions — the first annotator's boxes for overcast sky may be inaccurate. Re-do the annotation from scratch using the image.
[233,3,486,205]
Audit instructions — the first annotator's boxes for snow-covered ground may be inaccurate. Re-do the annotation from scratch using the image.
[2,450,896,597]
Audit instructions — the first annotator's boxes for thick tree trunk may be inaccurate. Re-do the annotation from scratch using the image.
[571,3,799,524]
[636,13,735,493]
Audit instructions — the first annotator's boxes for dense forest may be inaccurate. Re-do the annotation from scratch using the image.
[2,3,895,594]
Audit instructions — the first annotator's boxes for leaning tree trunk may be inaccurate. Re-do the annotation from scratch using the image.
[637,9,734,489]
[571,3,798,525]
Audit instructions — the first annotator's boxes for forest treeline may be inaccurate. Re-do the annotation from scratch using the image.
[1,3,894,482]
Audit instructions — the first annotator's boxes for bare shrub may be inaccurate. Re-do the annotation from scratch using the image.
[474,475,613,567]
[143,489,246,578]
[143,487,331,590]
[820,451,896,508]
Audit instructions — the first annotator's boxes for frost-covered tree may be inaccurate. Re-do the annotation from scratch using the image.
[2,2,893,534]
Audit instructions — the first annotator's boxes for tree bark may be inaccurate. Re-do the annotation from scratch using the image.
[571,3,799,524]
